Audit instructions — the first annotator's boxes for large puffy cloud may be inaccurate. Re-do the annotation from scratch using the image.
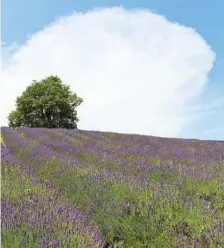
[1,7,215,137]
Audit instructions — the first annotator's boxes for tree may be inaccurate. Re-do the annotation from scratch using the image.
[8,76,83,129]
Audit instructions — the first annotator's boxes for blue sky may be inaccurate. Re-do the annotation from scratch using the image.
[1,0,224,140]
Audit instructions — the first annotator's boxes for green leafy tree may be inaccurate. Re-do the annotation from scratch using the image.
[8,76,83,129]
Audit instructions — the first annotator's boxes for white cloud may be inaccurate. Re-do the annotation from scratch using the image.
[0,7,215,137]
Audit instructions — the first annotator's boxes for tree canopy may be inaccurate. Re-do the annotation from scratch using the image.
[8,76,83,129]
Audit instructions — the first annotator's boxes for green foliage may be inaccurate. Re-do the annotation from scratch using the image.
[8,75,83,129]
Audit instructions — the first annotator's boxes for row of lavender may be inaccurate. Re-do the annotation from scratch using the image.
[1,134,105,247]
[14,126,224,180]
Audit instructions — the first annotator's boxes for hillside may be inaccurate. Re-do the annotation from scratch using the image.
[1,127,224,248]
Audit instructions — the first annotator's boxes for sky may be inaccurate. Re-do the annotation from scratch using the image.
[1,0,224,140]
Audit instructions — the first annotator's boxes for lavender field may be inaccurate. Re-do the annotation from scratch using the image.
[1,127,224,248]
